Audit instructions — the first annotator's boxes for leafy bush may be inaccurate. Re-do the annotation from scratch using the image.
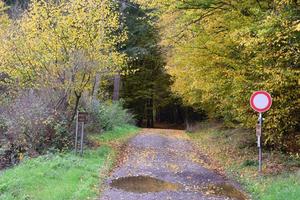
[0,90,72,167]
[87,100,135,131]
[0,90,135,168]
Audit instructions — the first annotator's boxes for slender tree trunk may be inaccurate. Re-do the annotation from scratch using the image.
[184,107,190,131]
[113,73,121,101]
[112,1,126,102]
[146,98,154,128]
[70,91,81,125]
[91,73,100,101]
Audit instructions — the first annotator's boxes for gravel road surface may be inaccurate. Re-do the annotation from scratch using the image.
[100,129,248,200]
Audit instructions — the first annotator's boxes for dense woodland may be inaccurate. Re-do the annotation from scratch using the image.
[136,0,299,151]
[0,0,299,168]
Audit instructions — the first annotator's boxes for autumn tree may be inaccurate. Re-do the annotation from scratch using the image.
[0,0,127,159]
[137,0,300,149]
[1,0,126,121]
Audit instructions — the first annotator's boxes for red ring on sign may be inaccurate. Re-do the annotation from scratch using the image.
[250,91,272,113]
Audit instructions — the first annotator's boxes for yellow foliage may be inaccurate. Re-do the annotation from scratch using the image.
[1,0,126,95]
[142,0,300,148]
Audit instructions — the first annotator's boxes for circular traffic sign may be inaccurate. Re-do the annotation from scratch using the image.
[250,91,272,113]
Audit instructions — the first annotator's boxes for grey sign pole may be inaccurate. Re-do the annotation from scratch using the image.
[75,110,79,154]
[251,91,272,174]
[257,112,263,173]
[80,122,84,156]
[75,112,88,156]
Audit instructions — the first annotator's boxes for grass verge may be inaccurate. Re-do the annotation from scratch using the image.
[0,125,139,200]
[188,122,300,200]
[90,124,139,145]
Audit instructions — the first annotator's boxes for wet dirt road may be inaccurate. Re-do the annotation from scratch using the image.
[100,129,248,200]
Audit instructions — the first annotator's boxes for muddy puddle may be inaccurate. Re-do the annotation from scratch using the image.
[200,183,248,200]
[110,176,181,193]
[110,176,247,199]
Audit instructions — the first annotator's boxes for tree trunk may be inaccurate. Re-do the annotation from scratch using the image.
[112,1,126,102]
[70,91,81,125]
[113,73,121,101]
[91,73,101,101]
[146,98,154,128]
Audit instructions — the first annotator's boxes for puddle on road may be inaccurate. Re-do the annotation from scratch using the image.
[202,183,248,200]
[110,176,247,199]
[110,176,181,193]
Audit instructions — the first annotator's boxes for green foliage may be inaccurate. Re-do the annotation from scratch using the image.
[52,120,72,151]
[120,2,175,126]
[241,160,258,167]
[97,101,135,131]
[88,100,135,131]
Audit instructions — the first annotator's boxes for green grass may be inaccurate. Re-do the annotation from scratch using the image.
[93,124,139,143]
[0,125,139,200]
[248,173,300,200]
[188,122,300,200]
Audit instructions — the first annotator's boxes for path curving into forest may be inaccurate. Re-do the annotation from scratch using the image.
[100,129,249,200]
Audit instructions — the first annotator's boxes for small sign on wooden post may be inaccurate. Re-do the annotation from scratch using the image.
[250,91,272,173]
[75,111,88,156]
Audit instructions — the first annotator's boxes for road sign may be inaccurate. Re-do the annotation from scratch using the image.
[78,112,88,123]
[250,91,272,174]
[250,91,272,113]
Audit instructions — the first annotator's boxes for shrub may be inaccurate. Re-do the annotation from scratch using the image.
[87,99,135,131]
[0,90,72,167]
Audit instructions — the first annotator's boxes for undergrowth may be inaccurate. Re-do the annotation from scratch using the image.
[188,122,300,200]
[0,125,139,200]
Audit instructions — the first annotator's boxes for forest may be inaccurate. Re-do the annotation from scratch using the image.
[137,0,299,150]
[0,0,299,199]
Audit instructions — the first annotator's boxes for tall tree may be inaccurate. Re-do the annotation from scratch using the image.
[136,0,300,148]
[119,1,174,127]
[1,0,126,122]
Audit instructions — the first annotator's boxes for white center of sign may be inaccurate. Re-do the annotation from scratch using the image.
[253,94,269,109]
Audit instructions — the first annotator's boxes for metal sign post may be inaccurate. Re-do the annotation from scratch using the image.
[257,113,263,173]
[250,91,272,174]
[80,121,84,156]
[75,112,88,156]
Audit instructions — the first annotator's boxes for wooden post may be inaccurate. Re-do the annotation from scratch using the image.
[80,122,84,156]
[75,110,79,154]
